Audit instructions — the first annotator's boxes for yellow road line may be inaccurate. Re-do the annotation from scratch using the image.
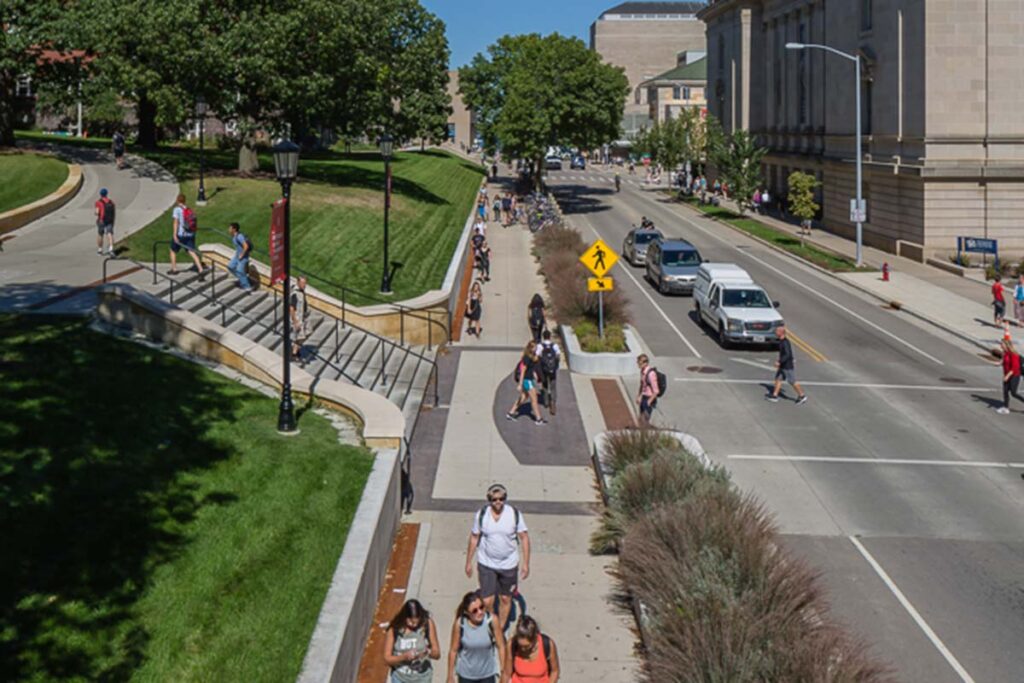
[788,331,828,363]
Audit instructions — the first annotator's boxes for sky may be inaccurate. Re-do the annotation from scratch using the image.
[421,0,612,69]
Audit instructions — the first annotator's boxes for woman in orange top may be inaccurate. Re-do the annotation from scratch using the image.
[501,615,559,683]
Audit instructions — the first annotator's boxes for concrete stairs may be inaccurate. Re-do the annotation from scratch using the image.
[123,266,437,431]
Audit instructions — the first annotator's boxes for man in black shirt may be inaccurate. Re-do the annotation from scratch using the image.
[766,325,807,405]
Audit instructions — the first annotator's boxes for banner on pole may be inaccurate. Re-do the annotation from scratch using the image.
[270,198,287,284]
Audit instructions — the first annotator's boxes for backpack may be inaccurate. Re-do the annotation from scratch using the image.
[647,367,667,398]
[181,206,198,233]
[477,505,522,544]
[458,613,496,652]
[99,198,115,224]
[540,341,559,375]
[513,360,524,383]
[529,306,544,330]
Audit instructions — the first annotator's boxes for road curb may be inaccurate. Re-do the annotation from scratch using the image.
[676,201,997,355]
[0,161,83,235]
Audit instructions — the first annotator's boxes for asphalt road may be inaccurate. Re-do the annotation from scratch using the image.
[547,167,1024,683]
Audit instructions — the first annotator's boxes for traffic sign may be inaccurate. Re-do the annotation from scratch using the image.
[579,238,618,278]
[588,277,614,292]
[849,198,867,223]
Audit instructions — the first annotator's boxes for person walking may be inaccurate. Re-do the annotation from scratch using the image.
[501,615,559,683]
[290,276,309,363]
[447,590,506,683]
[466,280,483,337]
[761,188,771,214]
[384,599,441,683]
[535,330,560,416]
[527,294,546,344]
[475,240,492,282]
[227,222,253,291]
[112,131,126,170]
[1014,275,1024,325]
[501,193,513,227]
[477,198,489,223]
[766,325,807,405]
[635,354,660,426]
[997,339,1024,415]
[465,484,531,631]
[168,193,204,276]
[94,188,116,256]
[492,196,502,224]
[506,342,544,424]
[992,275,1007,325]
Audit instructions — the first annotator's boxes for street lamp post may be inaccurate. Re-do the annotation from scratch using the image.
[273,139,300,434]
[786,42,863,266]
[196,96,209,205]
[379,133,394,294]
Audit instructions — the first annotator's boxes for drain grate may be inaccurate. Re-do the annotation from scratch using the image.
[939,377,967,384]
[686,365,723,374]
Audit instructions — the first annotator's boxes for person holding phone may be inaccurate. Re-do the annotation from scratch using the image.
[384,599,440,682]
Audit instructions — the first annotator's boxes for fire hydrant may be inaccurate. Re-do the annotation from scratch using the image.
[882,262,890,282]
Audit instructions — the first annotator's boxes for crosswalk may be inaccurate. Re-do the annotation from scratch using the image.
[547,170,669,189]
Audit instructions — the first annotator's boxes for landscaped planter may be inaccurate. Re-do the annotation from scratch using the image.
[560,323,644,375]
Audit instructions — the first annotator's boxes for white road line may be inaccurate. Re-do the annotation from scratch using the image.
[673,377,992,391]
[849,536,976,683]
[729,356,773,370]
[576,217,703,358]
[644,195,947,366]
[729,454,1024,468]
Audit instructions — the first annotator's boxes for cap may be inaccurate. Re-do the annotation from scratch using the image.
[99,188,108,197]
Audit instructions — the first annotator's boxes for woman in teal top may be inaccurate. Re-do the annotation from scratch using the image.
[384,600,441,683]
[447,591,505,683]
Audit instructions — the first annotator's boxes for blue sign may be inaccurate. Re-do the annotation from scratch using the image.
[959,237,998,254]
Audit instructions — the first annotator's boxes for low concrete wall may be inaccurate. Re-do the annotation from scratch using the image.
[895,240,925,263]
[561,324,643,376]
[298,447,402,683]
[926,257,967,277]
[0,161,82,234]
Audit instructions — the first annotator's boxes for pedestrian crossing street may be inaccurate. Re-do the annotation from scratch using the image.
[547,169,668,189]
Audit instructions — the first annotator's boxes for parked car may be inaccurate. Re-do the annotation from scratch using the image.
[693,263,783,348]
[545,156,563,170]
[644,238,703,295]
[570,155,586,170]
[622,226,663,266]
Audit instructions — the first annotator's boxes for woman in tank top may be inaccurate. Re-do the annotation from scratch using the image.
[384,599,441,683]
[447,590,505,683]
[502,615,559,683]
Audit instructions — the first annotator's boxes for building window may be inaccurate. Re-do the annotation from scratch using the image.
[861,0,873,31]
[648,87,657,104]
[718,35,725,75]
[862,79,872,135]
[635,88,642,105]
[672,85,682,100]
[774,57,781,116]
[798,24,807,125]
[16,76,32,97]
[682,86,691,100]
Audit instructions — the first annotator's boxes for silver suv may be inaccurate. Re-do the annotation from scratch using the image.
[622,226,663,266]
[645,238,703,295]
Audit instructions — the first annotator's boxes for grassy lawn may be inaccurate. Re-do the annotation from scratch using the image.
[0,152,69,213]
[680,196,873,272]
[0,315,373,682]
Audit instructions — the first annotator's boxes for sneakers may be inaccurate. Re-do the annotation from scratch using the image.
[505,412,516,420]
[996,406,1010,415]
[97,248,103,255]
[795,395,808,406]
[765,394,779,403]
[534,418,547,425]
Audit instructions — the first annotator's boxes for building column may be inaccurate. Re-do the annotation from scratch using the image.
[740,8,752,130]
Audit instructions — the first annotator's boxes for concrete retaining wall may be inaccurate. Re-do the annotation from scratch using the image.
[561,324,644,376]
[0,161,83,234]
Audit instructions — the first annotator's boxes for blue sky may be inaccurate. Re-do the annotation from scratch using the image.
[421,0,612,69]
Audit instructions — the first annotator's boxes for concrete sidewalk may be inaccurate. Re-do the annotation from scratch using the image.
[0,145,178,312]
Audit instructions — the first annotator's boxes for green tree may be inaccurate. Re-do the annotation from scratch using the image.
[710,125,766,215]
[787,171,820,236]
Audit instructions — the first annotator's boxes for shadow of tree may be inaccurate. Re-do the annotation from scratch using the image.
[0,315,241,680]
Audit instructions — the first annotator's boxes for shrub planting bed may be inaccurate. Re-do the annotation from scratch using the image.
[593,430,891,681]
[533,221,631,352]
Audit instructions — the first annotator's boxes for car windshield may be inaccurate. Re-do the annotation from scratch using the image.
[661,249,700,266]
[722,289,771,308]
[634,233,658,245]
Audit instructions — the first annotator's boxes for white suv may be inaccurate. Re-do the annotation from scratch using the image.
[693,263,783,348]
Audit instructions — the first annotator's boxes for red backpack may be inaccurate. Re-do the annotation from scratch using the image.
[181,206,198,232]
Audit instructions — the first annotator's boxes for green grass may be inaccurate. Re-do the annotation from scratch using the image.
[575,320,628,353]
[0,315,373,682]
[0,152,69,213]
[680,196,873,273]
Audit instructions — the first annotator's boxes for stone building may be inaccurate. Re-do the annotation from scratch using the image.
[590,2,708,138]
[446,70,475,151]
[699,0,1024,257]
[639,53,707,124]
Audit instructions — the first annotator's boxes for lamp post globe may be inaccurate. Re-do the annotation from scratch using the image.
[273,138,301,434]
[379,133,394,294]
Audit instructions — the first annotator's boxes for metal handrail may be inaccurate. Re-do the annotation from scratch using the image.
[191,226,450,348]
[104,254,440,411]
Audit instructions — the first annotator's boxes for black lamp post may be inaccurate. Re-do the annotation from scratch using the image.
[379,133,394,294]
[196,95,208,205]
[273,138,300,434]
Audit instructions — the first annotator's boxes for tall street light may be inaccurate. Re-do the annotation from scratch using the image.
[379,133,394,294]
[786,42,864,266]
[273,138,300,434]
[196,95,209,205]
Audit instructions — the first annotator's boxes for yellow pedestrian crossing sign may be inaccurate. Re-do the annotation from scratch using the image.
[588,277,614,292]
[580,238,618,278]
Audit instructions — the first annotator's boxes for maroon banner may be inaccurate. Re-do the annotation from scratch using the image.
[269,198,287,284]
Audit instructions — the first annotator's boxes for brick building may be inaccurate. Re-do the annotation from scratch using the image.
[639,53,707,124]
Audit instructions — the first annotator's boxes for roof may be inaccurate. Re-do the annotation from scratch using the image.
[640,57,707,86]
[600,2,707,18]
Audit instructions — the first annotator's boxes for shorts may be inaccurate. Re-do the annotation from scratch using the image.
[522,379,535,391]
[775,368,797,385]
[994,300,1006,317]
[171,233,196,253]
[478,563,517,599]
[96,221,114,235]
[639,395,657,419]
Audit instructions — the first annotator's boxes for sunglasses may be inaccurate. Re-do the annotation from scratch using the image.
[489,496,506,503]
[468,604,484,615]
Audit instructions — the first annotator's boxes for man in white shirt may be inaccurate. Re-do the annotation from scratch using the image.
[465,484,531,628]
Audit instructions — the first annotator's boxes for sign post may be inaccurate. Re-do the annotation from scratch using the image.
[958,236,998,269]
[580,239,619,339]
[269,198,287,284]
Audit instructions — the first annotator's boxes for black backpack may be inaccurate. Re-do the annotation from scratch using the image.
[529,306,544,330]
[99,198,115,224]
[477,505,522,543]
[539,342,559,375]
[647,367,667,398]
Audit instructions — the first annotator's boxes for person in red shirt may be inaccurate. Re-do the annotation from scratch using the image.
[992,276,1006,325]
[997,339,1024,415]
[94,188,115,256]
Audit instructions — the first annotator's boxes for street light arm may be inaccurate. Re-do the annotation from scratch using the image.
[785,42,858,63]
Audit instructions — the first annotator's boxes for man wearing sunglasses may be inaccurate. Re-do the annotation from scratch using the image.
[465,484,531,630]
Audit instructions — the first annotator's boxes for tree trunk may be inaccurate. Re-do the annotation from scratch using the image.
[136,93,158,149]
[238,138,259,173]
[0,71,18,147]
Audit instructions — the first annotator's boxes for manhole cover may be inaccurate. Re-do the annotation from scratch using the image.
[939,377,967,384]
[956,429,969,434]
[686,365,722,374]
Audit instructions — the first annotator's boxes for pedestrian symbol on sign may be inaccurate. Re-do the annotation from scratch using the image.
[579,238,618,278]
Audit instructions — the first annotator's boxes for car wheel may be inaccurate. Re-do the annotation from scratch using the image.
[718,323,731,349]
[658,278,667,295]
